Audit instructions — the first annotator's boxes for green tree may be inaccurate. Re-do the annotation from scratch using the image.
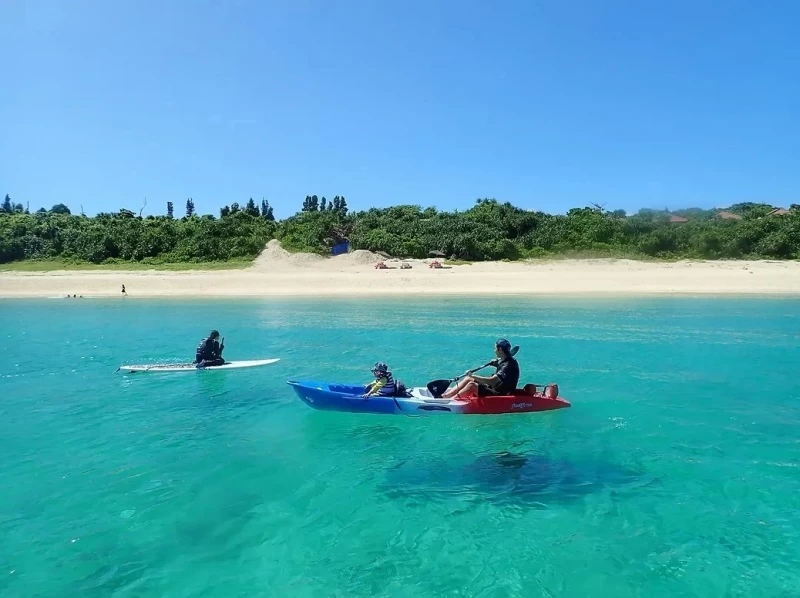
[261,198,274,221]
[167,201,174,218]
[245,198,260,217]
[302,195,320,212]
[185,198,195,217]
[51,203,71,215]
[726,202,775,219]
[2,195,11,213]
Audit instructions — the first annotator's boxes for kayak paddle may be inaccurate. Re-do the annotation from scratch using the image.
[426,345,520,398]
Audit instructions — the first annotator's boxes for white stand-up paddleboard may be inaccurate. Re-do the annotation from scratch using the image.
[117,358,280,373]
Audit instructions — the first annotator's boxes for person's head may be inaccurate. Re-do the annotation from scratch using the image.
[209,330,220,340]
[494,338,512,359]
[371,362,389,377]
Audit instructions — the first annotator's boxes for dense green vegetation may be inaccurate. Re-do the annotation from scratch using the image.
[1,192,799,265]
[0,194,277,264]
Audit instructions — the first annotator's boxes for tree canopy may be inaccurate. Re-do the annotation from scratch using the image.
[1,194,799,264]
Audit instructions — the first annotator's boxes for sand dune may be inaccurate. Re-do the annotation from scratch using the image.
[1,240,800,298]
[252,240,396,270]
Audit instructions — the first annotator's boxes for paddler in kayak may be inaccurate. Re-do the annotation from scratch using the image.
[364,362,397,398]
[441,338,520,398]
[194,330,226,368]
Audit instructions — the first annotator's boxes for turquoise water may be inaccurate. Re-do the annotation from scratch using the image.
[1,296,800,597]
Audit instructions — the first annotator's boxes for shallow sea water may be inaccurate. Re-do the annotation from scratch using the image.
[1,296,799,597]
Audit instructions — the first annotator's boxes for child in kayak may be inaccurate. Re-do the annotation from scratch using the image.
[364,362,397,398]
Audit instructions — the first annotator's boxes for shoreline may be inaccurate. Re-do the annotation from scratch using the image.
[3,254,800,299]
[6,293,800,302]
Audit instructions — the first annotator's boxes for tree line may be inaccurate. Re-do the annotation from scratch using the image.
[1,192,799,264]
[0,194,278,263]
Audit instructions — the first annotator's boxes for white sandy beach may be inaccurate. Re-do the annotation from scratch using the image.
[1,240,800,298]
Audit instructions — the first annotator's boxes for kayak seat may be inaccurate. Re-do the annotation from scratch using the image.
[394,379,413,398]
[520,384,559,398]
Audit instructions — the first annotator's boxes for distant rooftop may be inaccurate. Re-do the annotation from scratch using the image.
[768,208,792,216]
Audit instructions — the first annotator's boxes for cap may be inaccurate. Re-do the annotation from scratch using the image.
[210,330,220,338]
[495,338,511,353]
[372,362,388,373]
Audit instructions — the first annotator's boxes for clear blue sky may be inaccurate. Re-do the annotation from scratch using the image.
[2,0,798,218]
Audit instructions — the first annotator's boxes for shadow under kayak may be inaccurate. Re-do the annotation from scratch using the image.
[286,380,571,415]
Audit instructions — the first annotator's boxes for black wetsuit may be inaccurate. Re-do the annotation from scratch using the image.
[195,337,224,366]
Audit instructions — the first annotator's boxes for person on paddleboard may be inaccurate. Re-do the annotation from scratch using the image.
[195,330,225,368]
[441,338,520,398]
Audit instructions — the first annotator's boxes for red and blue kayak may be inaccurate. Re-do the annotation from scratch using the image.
[286,380,570,416]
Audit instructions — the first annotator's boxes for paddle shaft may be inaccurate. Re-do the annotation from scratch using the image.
[426,345,520,397]
[454,361,494,382]
[454,345,519,382]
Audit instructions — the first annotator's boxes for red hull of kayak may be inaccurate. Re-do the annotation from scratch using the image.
[457,390,571,414]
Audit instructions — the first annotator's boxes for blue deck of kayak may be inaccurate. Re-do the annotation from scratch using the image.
[287,380,405,414]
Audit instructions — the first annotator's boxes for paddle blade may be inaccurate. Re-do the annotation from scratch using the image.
[426,379,452,398]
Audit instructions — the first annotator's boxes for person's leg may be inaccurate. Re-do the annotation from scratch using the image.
[476,384,498,397]
[196,357,225,368]
[442,377,477,398]
[441,379,464,398]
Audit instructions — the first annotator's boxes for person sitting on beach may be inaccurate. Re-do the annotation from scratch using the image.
[364,362,397,397]
[441,338,520,398]
[194,330,225,367]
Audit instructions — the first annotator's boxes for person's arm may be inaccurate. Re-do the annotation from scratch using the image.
[472,373,500,385]
[366,377,387,396]
[473,361,505,386]
[464,358,501,385]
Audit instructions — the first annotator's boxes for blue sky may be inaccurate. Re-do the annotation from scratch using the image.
[1,0,798,218]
